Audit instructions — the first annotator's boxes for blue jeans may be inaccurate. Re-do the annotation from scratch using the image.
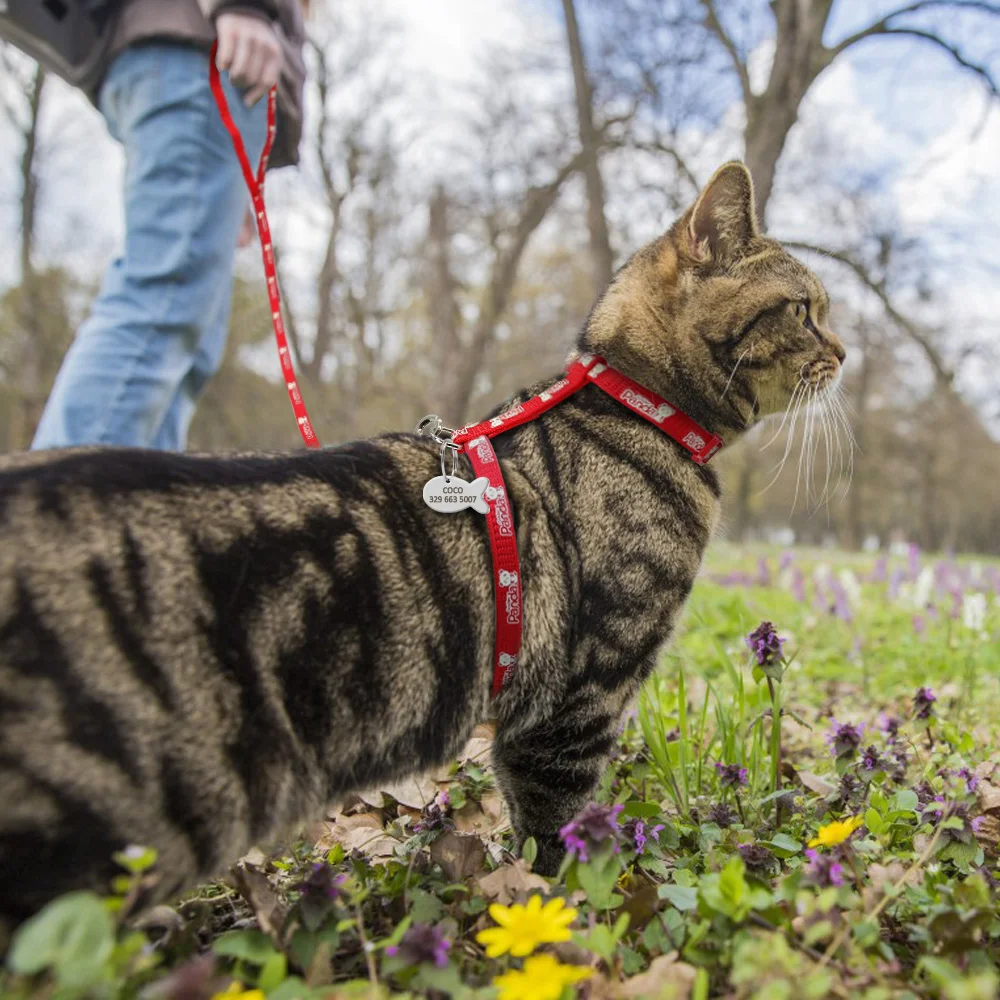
[32,43,267,450]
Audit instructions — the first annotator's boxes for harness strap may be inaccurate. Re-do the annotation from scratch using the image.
[464,437,522,697]
[451,353,722,695]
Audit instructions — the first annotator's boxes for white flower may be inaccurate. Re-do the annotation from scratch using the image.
[838,569,862,608]
[912,567,934,609]
[962,592,987,632]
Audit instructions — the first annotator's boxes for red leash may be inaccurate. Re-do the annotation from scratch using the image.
[209,45,321,449]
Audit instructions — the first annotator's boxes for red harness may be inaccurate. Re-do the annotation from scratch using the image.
[445,353,722,696]
[209,63,722,698]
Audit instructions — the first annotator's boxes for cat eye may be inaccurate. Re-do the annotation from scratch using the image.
[792,301,810,324]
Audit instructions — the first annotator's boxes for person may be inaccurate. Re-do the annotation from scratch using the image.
[0,0,308,450]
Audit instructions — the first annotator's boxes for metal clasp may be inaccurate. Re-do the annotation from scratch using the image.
[415,414,461,480]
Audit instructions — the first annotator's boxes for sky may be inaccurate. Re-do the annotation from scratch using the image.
[0,0,997,395]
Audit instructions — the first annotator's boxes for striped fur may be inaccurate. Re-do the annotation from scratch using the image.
[0,162,845,932]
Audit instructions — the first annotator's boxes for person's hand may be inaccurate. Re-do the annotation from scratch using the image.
[215,12,282,107]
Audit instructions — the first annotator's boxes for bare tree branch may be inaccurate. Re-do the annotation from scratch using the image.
[622,138,700,191]
[831,4,1000,98]
[444,150,586,421]
[784,240,955,385]
[697,0,752,106]
[833,0,1000,54]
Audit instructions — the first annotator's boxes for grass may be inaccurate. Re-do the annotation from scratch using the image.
[3,542,999,999]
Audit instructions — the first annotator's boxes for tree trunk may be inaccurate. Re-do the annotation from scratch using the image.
[426,186,464,413]
[741,0,833,222]
[732,442,755,541]
[845,324,872,550]
[10,63,47,450]
[560,0,614,293]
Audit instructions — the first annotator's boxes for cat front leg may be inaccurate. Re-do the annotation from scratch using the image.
[492,704,620,876]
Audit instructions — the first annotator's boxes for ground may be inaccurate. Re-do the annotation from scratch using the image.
[2,543,999,999]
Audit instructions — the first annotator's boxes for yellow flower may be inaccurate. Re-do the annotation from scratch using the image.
[493,954,592,1000]
[211,984,265,1000]
[476,895,577,958]
[808,815,864,849]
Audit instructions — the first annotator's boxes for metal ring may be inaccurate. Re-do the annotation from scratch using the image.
[440,442,459,480]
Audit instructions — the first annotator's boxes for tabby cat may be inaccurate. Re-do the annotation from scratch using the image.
[0,162,844,935]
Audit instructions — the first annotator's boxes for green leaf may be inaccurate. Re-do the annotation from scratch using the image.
[7,891,115,989]
[891,789,919,813]
[762,833,801,858]
[658,884,698,912]
[620,801,663,819]
[408,888,443,925]
[269,978,314,1000]
[865,807,887,836]
[214,929,280,964]
[258,950,288,992]
[520,836,538,867]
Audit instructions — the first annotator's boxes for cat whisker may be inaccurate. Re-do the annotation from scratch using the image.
[722,344,753,400]
[761,379,805,451]
[759,382,808,496]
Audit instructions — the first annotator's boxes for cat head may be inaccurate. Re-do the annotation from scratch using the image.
[581,161,845,440]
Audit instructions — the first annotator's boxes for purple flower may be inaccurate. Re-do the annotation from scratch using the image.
[414,790,453,833]
[559,802,623,862]
[756,557,772,587]
[877,714,900,741]
[908,543,921,578]
[386,924,451,968]
[804,848,845,888]
[914,687,936,721]
[949,589,963,620]
[779,551,794,573]
[860,745,883,771]
[888,568,904,601]
[792,568,807,603]
[298,862,347,901]
[746,621,785,668]
[625,818,664,855]
[913,614,925,636]
[871,557,888,583]
[715,762,748,789]
[738,842,777,874]
[830,579,853,623]
[956,768,979,794]
[707,802,737,828]
[827,721,864,759]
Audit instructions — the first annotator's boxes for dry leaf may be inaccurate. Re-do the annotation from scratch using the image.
[619,881,660,930]
[973,814,1000,845]
[315,813,400,859]
[240,847,268,868]
[380,775,441,809]
[797,771,838,797]
[476,858,550,904]
[453,791,509,836]
[977,781,1000,814]
[231,862,287,939]
[616,952,696,999]
[430,831,487,881]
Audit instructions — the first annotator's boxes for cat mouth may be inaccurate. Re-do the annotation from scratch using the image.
[801,359,842,393]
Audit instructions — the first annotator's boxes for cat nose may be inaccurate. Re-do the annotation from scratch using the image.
[827,332,846,363]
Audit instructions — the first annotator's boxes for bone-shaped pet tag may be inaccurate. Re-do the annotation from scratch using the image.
[423,475,491,515]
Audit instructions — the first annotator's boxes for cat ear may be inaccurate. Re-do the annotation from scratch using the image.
[687,161,759,262]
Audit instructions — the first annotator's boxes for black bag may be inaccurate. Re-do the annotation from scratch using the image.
[0,0,118,85]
